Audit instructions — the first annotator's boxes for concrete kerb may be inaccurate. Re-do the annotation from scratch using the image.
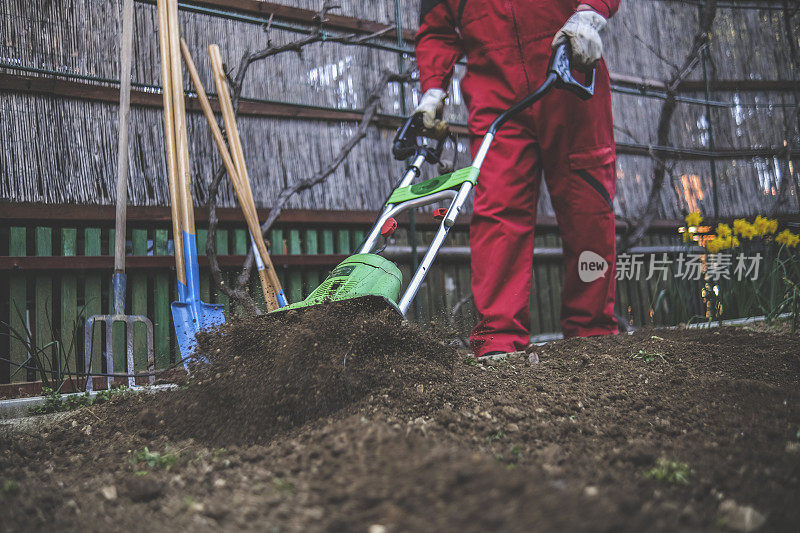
[0,384,178,421]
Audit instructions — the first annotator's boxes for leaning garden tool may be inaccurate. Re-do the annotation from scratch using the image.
[157,0,185,300]
[276,44,594,316]
[184,41,286,310]
[84,0,154,392]
[165,0,225,361]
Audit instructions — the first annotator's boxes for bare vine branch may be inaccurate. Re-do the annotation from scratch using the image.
[201,1,409,313]
[235,67,414,288]
[621,0,718,249]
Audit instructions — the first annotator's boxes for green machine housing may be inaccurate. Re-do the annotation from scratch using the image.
[281,254,403,311]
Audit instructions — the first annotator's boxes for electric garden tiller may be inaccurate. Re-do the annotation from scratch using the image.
[278,44,595,317]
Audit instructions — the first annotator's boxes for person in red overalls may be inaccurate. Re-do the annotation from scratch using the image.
[414,1,620,359]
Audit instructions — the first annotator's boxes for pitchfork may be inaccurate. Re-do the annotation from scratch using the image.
[84,0,154,392]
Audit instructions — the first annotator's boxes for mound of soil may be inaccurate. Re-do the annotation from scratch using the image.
[139,296,453,445]
[1,324,798,532]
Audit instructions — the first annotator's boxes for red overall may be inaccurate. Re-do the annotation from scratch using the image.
[416,0,620,355]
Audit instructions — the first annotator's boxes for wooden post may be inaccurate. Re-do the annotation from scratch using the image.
[83,228,103,374]
[60,228,78,379]
[8,227,27,383]
[35,227,53,382]
[153,229,171,368]
[131,228,148,371]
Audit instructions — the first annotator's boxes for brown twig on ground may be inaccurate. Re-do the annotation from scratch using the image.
[621,0,718,250]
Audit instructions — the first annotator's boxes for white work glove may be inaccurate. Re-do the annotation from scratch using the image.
[413,88,449,139]
[552,8,607,71]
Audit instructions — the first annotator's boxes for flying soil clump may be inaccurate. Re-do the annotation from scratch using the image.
[143,296,455,445]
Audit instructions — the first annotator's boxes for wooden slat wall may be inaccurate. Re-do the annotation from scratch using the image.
[0,209,698,385]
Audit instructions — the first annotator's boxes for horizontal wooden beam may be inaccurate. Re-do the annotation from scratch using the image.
[0,203,687,233]
[180,0,417,41]
[179,1,798,94]
[0,254,350,272]
[2,73,796,161]
[610,72,800,93]
[0,204,470,230]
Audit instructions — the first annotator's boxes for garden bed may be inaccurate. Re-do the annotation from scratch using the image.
[1,301,798,532]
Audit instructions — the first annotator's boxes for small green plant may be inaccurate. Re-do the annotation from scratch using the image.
[632,350,665,364]
[30,385,128,415]
[2,480,20,496]
[2,302,89,391]
[510,445,522,457]
[131,446,178,470]
[212,447,228,461]
[644,458,691,485]
[485,430,505,443]
[272,477,294,494]
[91,386,129,405]
[463,356,478,367]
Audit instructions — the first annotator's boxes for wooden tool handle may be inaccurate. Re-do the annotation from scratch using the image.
[208,44,286,310]
[156,0,185,284]
[181,39,280,311]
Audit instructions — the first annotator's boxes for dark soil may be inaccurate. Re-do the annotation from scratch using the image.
[1,306,798,532]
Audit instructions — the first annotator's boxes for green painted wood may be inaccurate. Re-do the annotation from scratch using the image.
[215,229,230,310]
[322,229,334,254]
[131,229,148,372]
[233,229,247,254]
[8,227,27,383]
[270,229,284,254]
[35,227,54,382]
[196,229,210,303]
[304,229,319,295]
[288,229,303,301]
[353,230,365,251]
[60,228,78,379]
[107,229,125,373]
[83,228,103,374]
[337,229,350,255]
[153,229,170,369]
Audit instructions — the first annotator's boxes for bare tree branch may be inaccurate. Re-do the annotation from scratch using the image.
[200,1,411,312]
[621,0,718,249]
[235,67,414,289]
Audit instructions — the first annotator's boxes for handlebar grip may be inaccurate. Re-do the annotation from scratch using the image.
[547,43,595,100]
[392,113,424,161]
[392,112,449,164]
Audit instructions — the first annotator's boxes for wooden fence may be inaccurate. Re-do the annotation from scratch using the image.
[0,204,698,390]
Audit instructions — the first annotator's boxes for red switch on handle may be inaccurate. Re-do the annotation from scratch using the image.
[380,217,398,237]
[433,208,448,220]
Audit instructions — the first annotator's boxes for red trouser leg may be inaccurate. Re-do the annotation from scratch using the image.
[469,116,541,356]
[535,64,619,338]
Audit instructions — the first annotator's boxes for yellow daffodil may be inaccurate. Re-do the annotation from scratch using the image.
[716,223,732,238]
[776,229,800,248]
[732,218,748,235]
[753,215,778,236]
[766,218,778,234]
[682,230,694,244]
[685,211,702,227]
[731,236,740,248]
[737,222,757,240]
[706,238,723,254]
